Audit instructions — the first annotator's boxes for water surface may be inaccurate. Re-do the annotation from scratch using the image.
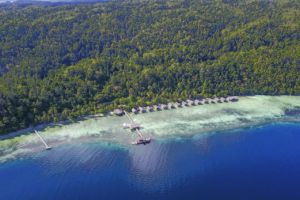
[1,96,300,199]
[1,123,300,200]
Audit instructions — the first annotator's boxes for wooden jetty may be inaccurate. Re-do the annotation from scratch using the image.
[123,111,151,145]
[123,111,141,130]
[34,130,52,150]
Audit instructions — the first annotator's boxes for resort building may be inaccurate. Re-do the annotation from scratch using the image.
[113,109,124,116]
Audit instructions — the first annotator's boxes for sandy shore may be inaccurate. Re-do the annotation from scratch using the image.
[0,95,300,162]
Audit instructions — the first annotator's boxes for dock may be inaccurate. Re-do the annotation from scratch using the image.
[34,130,52,150]
[136,129,143,138]
[113,96,239,145]
[123,111,151,145]
[123,111,141,130]
[124,110,134,123]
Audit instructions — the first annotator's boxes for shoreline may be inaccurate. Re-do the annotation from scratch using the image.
[1,95,300,163]
[1,118,300,164]
[1,95,299,140]
[0,96,239,139]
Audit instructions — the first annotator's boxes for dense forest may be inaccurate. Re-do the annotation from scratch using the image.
[0,0,299,134]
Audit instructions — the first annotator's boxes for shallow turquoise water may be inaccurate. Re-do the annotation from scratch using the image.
[1,123,300,200]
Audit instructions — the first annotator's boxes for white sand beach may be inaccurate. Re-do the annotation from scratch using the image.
[0,95,300,162]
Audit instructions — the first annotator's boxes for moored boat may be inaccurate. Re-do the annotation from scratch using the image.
[132,137,151,145]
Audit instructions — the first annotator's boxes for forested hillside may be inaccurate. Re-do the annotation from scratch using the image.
[0,0,299,134]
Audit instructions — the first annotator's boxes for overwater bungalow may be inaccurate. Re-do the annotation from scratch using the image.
[227,96,239,102]
[161,104,168,110]
[231,96,239,102]
[176,102,182,107]
[213,98,218,103]
[113,109,124,116]
[132,108,138,114]
[147,106,154,112]
[187,99,195,106]
[95,113,105,117]
[168,103,175,109]
[157,105,162,111]
[154,105,162,111]
[139,107,146,113]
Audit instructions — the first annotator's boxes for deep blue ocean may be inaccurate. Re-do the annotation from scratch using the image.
[1,123,300,200]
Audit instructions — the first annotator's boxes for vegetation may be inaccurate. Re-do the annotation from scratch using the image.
[0,0,299,134]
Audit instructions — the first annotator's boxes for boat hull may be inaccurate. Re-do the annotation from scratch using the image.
[132,138,151,145]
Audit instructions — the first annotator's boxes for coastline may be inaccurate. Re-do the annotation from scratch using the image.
[0,96,237,139]
[1,123,300,200]
[0,95,300,163]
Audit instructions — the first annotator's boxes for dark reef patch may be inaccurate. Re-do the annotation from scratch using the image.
[285,107,300,116]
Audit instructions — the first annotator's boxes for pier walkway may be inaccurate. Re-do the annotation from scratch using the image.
[34,130,52,150]
[123,111,149,144]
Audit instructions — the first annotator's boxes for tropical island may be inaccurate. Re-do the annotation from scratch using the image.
[0,0,299,135]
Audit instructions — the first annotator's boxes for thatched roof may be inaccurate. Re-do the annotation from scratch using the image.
[113,109,124,116]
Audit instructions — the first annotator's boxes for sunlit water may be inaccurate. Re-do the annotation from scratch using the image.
[1,96,300,199]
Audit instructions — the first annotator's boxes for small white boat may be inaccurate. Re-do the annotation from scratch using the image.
[132,137,151,145]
